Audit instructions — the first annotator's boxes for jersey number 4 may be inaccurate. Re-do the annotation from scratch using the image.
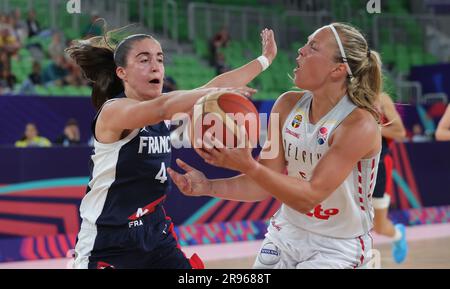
[155,162,168,183]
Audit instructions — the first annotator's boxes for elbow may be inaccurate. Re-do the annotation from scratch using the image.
[398,128,407,140]
[292,198,317,214]
[435,130,442,141]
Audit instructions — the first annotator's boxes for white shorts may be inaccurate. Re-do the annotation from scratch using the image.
[253,219,373,269]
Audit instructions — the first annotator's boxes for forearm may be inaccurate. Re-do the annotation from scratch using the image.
[245,162,316,213]
[203,59,264,88]
[381,125,406,141]
[160,88,212,119]
[209,174,270,202]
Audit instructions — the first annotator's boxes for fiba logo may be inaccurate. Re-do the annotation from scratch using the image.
[66,0,81,14]
[366,0,381,14]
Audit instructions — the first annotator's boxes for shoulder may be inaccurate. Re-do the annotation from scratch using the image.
[341,108,380,140]
[99,98,136,118]
[271,90,306,114]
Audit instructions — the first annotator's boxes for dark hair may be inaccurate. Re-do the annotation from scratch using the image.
[65,31,155,111]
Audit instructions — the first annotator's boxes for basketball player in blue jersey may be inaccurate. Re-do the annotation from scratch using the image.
[169,23,385,268]
[66,27,277,269]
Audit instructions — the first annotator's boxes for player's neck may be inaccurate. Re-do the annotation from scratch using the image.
[310,84,346,124]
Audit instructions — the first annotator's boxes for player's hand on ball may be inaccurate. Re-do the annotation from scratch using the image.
[167,159,212,197]
[261,28,277,65]
[216,86,257,98]
[195,127,257,174]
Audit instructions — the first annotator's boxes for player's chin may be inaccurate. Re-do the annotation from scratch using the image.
[293,73,303,88]
[146,84,163,97]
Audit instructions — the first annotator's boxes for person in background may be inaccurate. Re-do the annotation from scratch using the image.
[48,32,66,60]
[15,123,51,147]
[411,123,431,142]
[372,92,408,264]
[54,118,81,147]
[162,75,177,93]
[26,10,40,38]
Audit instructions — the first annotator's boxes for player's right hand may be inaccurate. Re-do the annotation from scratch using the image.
[167,158,212,197]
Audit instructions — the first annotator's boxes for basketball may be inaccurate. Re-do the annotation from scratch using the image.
[190,91,260,148]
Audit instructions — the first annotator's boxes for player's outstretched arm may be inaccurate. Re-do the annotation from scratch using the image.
[201,28,277,89]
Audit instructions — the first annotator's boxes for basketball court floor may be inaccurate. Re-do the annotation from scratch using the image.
[0,223,449,269]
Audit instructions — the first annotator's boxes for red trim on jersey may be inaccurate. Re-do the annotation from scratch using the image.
[189,253,205,269]
[357,161,366,211]
[165,216,205,269]
[127,195,166,220]
[358,236,365,267]
[384,154,394,197]
[97,261,115,269]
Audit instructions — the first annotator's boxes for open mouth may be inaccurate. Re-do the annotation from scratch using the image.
[149,78,161,84]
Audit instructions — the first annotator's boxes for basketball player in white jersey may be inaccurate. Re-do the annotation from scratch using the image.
[168,23,382,268]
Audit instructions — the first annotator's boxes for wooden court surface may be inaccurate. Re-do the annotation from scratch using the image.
[205,236,450,269]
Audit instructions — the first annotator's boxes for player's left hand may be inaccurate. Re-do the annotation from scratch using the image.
[261,28,277,65]
[194,126,258,174]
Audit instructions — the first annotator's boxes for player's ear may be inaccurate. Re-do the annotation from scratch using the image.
[116,66,126,81]
[330,63,347,80]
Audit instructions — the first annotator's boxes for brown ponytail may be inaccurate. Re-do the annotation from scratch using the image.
[66,41,123,110]
[65,24,156,111]
[330,23,382,122]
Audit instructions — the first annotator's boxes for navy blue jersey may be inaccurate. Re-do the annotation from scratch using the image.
[79,94,172,227]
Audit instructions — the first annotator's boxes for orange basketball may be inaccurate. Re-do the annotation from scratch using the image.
[190,91,260,148]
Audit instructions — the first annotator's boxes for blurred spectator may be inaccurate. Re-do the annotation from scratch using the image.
[48,32,66,60]
[0,67,17,93]
[436,104,450,141]
[209,27,230,67]
[42,55,69,84]
[0,50,10,72]
[0,28,20,55]
[411,124,432,142]
[18,61,42,94]
[15,123,51,147]
[214,52,230,75]
[11,8,27,44]
[29,61,42,85]
[26,10,41,38]
[162,76,177,93]
[54,118,81,146]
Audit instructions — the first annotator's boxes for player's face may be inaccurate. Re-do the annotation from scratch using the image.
[120,38,165,100]
[293,27,343,91]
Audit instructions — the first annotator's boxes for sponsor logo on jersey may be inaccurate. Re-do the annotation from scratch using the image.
[305,204,339,220]
[258,242,281,266]
[317,126,328,145]
[291,114,303,128]
[271,219,282,231]
[138,135,171,154]
[285,127,300,139]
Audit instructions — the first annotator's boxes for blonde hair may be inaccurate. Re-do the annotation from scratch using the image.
[329,23,382,122]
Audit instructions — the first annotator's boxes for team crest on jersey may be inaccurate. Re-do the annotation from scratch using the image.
[291,114,303,128]
[317,127,328,145]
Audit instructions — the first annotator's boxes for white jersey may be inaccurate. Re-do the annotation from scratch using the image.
[278,91,380,238]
